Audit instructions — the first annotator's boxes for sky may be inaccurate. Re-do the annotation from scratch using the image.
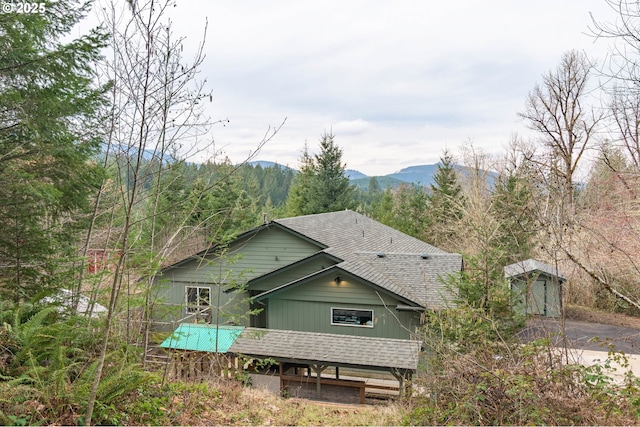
[117,1,620,176]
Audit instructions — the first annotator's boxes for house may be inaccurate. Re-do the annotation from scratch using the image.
[151,210,463,340]
[504,258,566,317]
[43,288,108,318]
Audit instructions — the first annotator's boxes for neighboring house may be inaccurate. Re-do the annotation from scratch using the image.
[43,288,108,318]
[505,258,566,318]
[151,210,463,340]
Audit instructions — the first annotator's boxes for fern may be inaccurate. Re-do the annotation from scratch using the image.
[3,372,39,386]
[12,306,57,339]
[74,351,150,409]
[0,302,154,424]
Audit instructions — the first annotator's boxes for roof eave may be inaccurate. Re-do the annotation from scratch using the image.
[253,265,421,307]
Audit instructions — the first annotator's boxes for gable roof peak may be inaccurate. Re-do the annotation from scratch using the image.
[273,210,450,255]
[504,258,566,281]
[272,210,462,307]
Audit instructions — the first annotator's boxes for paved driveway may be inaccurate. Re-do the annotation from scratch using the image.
[518,317,640,354]
[518,318,640,382]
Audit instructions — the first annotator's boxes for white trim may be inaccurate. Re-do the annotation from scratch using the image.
[185,285,211,314]
[330,306,374,328]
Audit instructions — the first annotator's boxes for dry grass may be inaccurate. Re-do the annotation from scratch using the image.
[566,304,640,330]
[166,378,405,426]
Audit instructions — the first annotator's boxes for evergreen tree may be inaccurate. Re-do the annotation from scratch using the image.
[430,151,464,219]
[371,188,395,226]
[260,163,292,207]
[0,1,107,301]
[309,132,355,213]
[286,132,355,215]
[368,176,381,196]
[390,184,430,239]
[187,161,258,241]
[491,170,537,266]
[428,150,464,247]
[354,176,381,214]
[285,143,315,216]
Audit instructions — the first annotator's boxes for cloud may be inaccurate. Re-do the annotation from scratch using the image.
[331,119,372,135]
[108,0,617,176]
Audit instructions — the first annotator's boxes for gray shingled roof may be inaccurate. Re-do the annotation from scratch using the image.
[275,210,450,255]
[274,210,462,307]
[504,258,566,281]
[229,327,421,371]
[353,252,460,309]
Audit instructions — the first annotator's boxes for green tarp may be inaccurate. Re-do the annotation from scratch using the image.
[160,324,244,353]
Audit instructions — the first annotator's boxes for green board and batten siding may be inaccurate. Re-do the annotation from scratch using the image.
[266,276,420,339]
[151,282,251,327]
[151,213,451,338]
[511,278,562,317]
[152,226,321,326]
[158,227,321,284]
[248,255,338,292]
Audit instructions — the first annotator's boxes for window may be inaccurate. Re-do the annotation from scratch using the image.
[186,286,210,314]
[331,307,373,327]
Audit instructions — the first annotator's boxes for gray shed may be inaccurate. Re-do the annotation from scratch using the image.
[504,259,566,317]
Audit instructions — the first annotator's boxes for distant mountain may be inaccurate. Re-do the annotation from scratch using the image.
[386,164,441,187]
[247,160,295,171]
[246,160,495,191]
[345,169,368,180]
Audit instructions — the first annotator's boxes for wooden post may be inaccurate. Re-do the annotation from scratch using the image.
[279,362,285,394]
[391,368,409,399]
[311,364,327,399]
[189,353,195,380]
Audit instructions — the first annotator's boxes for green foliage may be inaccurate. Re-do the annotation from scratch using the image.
[285,143,315,216]
[0,303,158,425]
[285,133,355,215]
[409,259,640,425]
[426,150,465,248]
[409,327,640,425]
[370,183,430,239]
[0,304,156,424]
[237,162,295,208]
[422,265,524,353]
[186,161,260,242]
[0,0,108,302]
[490,166,537,266]
[368,150,466,246]
[429,150,464,217]
[308,132,356,213]
[369,188,395,226]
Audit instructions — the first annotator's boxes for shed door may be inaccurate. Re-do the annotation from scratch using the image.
[529,279,547,316]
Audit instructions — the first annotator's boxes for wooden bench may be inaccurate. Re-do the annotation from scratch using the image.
[280,374,366,404]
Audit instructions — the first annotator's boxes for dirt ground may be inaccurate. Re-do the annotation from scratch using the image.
[565,305,640,330]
